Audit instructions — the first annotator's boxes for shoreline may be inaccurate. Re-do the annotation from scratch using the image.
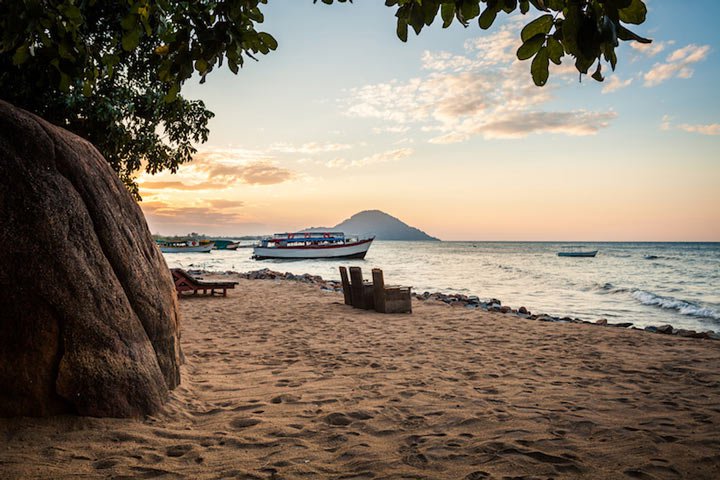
[190,267,720,342]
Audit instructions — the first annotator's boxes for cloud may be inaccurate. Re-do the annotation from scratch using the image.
[140,181,229,191]
[601,75,633,94]
[269,142,353,154]
[141,200,248,227]
[325,148,414,169]
[189,150,298,186]
[343,22,614,143]
[644,44,710,87]
[630,40,673,57]
[658,115,719,135]
[677,123,720,136]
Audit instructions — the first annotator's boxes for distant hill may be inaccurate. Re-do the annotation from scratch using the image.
[304,210,439,241]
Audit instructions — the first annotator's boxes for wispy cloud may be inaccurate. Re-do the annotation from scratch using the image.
[142,200,248,226]
[140,181,229,191]
[269,142,353,154]
[644,44,711,87]
[677,123,720,136]
[325,148,413,169]
[630,40,674,58]
[602,75,633,94]
[343,22,614,143]
[659,115,719,135]
[189,150,297,186]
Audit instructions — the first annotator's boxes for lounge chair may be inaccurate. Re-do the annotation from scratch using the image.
[339,267,412,313]
[348,266,375,310]
[171,268,238,297]
[371,268,412,314]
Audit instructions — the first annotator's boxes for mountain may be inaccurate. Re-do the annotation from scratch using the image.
[304,210,439,241]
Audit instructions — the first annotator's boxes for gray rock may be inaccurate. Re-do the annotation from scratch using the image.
[656,325,674,334]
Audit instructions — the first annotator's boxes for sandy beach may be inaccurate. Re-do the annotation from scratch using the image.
[2,276,720,479]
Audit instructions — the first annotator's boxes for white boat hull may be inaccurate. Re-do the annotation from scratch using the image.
[160,244,214,253]
[253,238,373,260]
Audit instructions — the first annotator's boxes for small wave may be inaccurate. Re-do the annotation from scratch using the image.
[594,282,629,294]
[631,290,720,320]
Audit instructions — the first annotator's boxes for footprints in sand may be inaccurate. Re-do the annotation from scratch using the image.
[230,418,263,429]
[7,280,719,480]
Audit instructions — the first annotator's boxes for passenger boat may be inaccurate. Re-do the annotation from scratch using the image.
[253,232,374,260]
[157,239,214,253]
[557,246,598,258]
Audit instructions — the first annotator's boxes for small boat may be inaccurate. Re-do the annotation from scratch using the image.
[157,239,214,253]
[253,232,374,260]
[211,239,240,250]
[557,246,598,258]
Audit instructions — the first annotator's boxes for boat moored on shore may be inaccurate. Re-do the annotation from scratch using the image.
[253,232,374,260]
[157,239,215,253]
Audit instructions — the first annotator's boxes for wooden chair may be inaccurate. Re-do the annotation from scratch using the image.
[339,266,353,306]
[348,266,375,310]
[171,268,238,297]
[372,268,412,314]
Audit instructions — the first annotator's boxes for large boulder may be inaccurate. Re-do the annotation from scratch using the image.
[0,100,181,417]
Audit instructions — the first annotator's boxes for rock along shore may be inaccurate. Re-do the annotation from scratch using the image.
[191,268,720,342]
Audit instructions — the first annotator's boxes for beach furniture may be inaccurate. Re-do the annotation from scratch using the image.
[339,266,353,306]
[171,268,238,297]
[371,268,412,314]
[348,267,375,310]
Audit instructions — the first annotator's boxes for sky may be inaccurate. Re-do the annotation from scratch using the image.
[138,1,720,241]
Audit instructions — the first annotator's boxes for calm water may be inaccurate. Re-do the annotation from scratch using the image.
[164,242,720,332]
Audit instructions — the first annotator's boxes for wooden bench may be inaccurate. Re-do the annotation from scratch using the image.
[171,268,238,297]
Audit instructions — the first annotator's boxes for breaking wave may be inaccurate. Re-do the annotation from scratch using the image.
[631,290,720,320]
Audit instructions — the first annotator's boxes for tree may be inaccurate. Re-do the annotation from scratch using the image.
[0,0,649,196]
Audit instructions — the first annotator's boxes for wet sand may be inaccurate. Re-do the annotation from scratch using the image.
[2,277,720,479]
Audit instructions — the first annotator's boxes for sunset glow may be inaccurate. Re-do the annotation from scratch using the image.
[138,2,720,241]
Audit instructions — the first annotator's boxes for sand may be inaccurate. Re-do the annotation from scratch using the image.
[2,277,720,479]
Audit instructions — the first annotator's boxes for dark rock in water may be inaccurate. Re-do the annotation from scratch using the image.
[488,298,502,306]
[595,319,608,326]
[499,306,512,314]
[611,322,634,328]
[0,100,181,417]
[518,306,528,315]
[656,325,674,335]
[644,326,658,333]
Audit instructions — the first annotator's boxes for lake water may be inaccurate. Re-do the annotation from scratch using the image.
[163,241,720,332]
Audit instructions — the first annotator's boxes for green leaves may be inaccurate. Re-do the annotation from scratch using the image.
[517,33,545,60]
[531,46,549,86]
[441,3,455,28]
[0,0,652,197]
[478,3,499,30]
[521,14,553,42]
[619,0,647,25]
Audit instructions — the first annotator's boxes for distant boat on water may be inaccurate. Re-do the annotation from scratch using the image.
[557,246,598,258]
[211,239,240,250]
[253,232,374,260]
[157,239,214,253]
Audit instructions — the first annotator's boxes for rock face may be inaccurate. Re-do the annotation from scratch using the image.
[0,100,181,417]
